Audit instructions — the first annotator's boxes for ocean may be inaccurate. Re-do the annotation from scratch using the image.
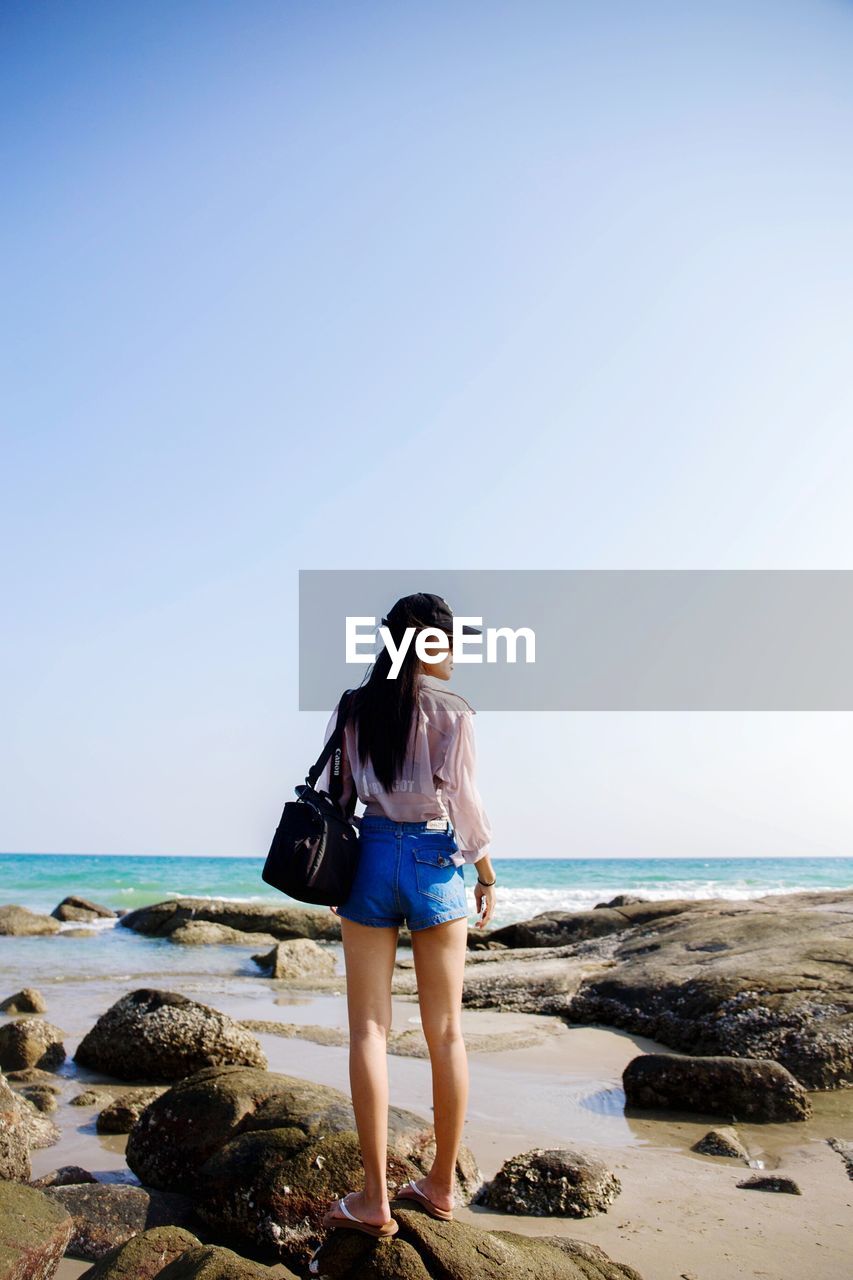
[2,852,852,927]
[2,854,851,993]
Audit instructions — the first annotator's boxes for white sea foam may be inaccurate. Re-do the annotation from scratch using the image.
[57,916,118,932]
[472,880,851,924]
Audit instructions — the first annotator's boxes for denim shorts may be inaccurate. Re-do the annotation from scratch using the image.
[336,815,469,931]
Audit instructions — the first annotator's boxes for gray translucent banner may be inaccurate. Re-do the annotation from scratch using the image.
[298,570,853,711]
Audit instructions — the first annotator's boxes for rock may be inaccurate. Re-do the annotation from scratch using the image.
[240,1020,349,1047]
[0,1018,66,1072]
[157,1244,300,1279]
[126,1066,480,1267]
[30,1167,98,1188]
[71,1090,104,1107]
[1,987,47,1013]
[623,1053,811,1121]
[479,899,711,950]
[0,1182,73,1278]
[453,943,597,1015]
[194,1126,420,1260]
[77,1225,202,1279]
[239,1020,553,1058]
[0,1074,60,1169]
[0,1073,33,1180]
[42,1183,198,1261]
[827,1137,853,1180]
[51,895,117,922]
[120,899,340,942]
[5,1068,60,1084]
[62,927,98,937]
[0,904,61,936]
[168,921,278,947]
[479,908,631,950]
[96,1088,168,1133]
[595,895,648,909]
[126,1065,479,1197]
[735,1174,801,1194]
[310,1204,644,1279]
[74,989,267,1081]
[252,939,338,980]
[691,1126,750,1159]
[475,1147,621,1217]
[563,890,853,1090]
[16,1085,60,1114]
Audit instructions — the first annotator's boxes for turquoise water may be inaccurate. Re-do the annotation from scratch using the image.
[1,852,850,993]
[2,851,851,923]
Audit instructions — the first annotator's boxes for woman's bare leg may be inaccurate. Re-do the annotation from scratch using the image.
[409,915,469,1209]
[338,916,399,1224]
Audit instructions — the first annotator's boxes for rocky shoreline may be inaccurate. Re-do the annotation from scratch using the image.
[1,886,852,1278]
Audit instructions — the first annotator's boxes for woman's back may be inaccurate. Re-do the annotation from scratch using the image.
[319,673,491,866]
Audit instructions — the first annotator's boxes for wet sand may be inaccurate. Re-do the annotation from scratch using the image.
[12,954,846,1280]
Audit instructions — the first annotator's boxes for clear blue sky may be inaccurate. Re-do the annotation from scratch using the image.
[3,0,853,857]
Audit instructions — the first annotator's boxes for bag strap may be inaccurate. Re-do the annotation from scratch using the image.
[306,689,354,794]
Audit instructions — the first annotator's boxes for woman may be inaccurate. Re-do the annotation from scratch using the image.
[317,592,497,1240]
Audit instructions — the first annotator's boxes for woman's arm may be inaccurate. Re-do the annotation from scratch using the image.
[438,710,492,857]
[439,710,496,928]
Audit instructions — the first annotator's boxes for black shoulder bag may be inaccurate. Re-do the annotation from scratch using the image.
[261,689,360,906]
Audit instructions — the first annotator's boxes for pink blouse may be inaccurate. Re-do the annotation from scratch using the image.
[316,675,492,866]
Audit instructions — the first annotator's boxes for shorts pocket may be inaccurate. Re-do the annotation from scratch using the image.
[412,835,463,904]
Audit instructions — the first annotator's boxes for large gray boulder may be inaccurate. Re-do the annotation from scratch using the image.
[463,889,853,1090]
[120,899,340,942]
[0,1181,73,1279]
[126,1066,480,1268]
[568,891,853,1089]
[623,1052,811,1121]
[475,1147,621,1217]
[74,990,267,1081]
[126,1066,478,1198]
[0,904,61,936]
[42,1183,197,1262]
[0,1019,66,1072]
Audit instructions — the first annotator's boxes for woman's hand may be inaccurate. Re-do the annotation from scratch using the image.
[473,881,496,929]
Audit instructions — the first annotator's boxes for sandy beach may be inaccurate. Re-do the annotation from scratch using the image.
[1,913,849,1280]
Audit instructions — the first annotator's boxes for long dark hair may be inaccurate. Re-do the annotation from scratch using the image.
[351,602,430,791]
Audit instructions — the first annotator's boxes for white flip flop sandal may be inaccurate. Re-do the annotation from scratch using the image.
[322,1192,399,1238]
[395,1177,454,1220]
